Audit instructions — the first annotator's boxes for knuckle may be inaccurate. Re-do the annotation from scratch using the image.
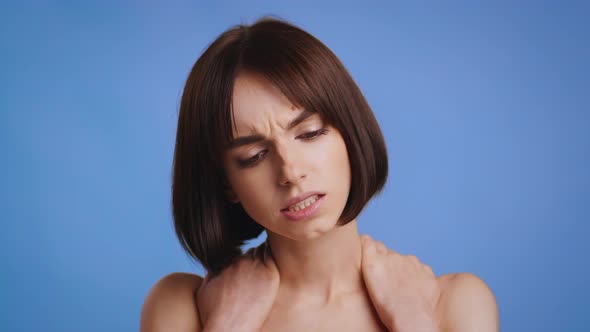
[407,255,420,264]
[363,260,381,272]
[387,249,400,257]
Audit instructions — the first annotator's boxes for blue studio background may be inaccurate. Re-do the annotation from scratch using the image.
[1,1,588,331]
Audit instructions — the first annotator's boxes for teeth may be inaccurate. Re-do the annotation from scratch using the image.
[288,195,318,212]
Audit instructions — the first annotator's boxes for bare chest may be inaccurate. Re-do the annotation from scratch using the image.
[259,293,388,332]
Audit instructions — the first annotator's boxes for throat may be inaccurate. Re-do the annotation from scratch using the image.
[267,219,364,306]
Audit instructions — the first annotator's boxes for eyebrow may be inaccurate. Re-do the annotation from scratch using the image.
[228,110,315,149]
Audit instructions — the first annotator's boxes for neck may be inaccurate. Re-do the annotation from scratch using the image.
[266,219,364,306]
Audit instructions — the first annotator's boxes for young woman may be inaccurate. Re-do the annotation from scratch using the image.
[140,18,498,331]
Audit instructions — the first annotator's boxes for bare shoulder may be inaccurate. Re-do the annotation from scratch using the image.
[436,272,499,332]
[140,272,204,332]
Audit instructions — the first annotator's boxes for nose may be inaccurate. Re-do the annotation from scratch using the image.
[276,143,306,187]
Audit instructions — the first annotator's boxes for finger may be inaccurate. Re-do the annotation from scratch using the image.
[360,234,372,245]
[387,248,400,256]
[201,273,212,286]
[261,241,268,262]
[407,255,421,266]
[244,247,256,260]
[361,237,377,258]
[254,241,265,258]
[362,235,387,255]
[254,241,268,261]
[375,241,387,255]
[423,264,435,277]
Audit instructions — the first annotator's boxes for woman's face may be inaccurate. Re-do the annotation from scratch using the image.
[223,72,351,241]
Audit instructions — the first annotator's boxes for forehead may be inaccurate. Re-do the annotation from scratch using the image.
[231,72,300,134]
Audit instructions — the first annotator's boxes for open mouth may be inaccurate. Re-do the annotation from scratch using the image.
[282,194,324,212]
[280,194,326,221]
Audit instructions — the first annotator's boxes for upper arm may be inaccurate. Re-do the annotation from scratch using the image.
[140,272,204,332]
[437,273,499,332]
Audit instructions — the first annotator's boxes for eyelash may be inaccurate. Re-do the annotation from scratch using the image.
[237,128,329,168]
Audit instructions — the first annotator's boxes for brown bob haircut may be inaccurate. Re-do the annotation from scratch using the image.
[172,17,388,275]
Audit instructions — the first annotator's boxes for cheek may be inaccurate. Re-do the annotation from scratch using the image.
[236,178,278,227]
[324,135,352,192]
[324,134,350,172]
[229,166,275,210]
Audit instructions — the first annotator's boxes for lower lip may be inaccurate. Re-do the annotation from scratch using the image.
[281,195,326,221]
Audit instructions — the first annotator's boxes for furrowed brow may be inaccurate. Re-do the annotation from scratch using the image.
[287,110,314,130]
[228,110,315,149]
[227,134,266,149]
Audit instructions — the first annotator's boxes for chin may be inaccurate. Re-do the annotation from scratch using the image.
[275,216,340,241]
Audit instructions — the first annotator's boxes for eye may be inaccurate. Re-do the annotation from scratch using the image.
[237,150,267,168]
[297,128,329,141]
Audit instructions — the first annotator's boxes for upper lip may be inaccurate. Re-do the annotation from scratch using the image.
[281,191,325,210]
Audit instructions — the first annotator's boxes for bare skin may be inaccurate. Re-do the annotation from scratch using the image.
[253,221,388,332]
[360,234,440,331]
[141,229,498,332]
[197,242,279,331]
[190,223,498,332]
[193,220,387,332]
[140,71,499,331]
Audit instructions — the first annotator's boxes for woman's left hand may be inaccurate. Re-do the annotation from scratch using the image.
[360,235,441,332]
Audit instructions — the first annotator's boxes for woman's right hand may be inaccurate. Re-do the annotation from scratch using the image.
[195,241,280,332]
